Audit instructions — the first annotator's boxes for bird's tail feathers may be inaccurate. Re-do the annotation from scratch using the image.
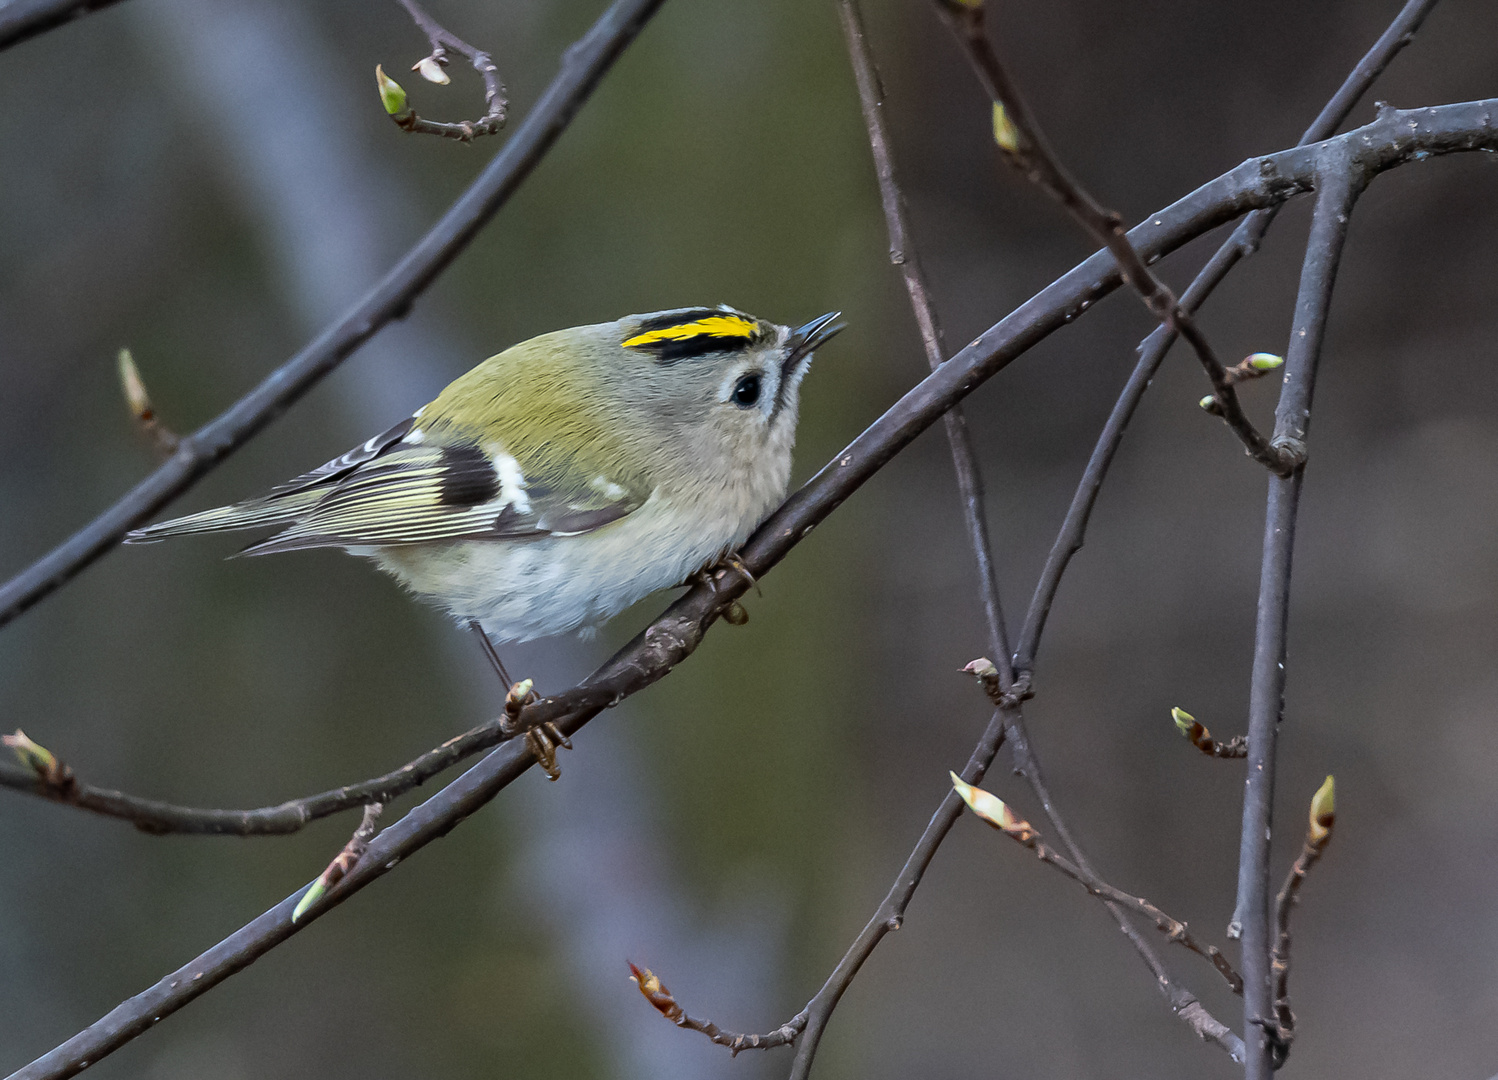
[124,493,319,544]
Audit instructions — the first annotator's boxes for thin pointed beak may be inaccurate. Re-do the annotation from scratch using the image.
[784,311,844,372]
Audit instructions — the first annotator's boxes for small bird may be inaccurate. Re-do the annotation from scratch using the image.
[128,305,841,706]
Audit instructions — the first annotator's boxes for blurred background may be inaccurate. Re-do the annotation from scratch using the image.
[2,0,1497,1077]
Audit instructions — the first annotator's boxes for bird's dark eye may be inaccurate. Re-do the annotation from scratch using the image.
[732,373,763,408]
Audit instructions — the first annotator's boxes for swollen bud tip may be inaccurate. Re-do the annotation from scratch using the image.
[117,349,151,419]
[3,729,57,777]
[950,771,1021,831]
[1247,352,1284,372]
[1171,707,1195,736]
[1309,775,1335,842]
[375,64,408,115]
[991,101,1020,153]
[291,879,326,923]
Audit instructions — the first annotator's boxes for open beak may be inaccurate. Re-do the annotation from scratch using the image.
[783,311,844,374]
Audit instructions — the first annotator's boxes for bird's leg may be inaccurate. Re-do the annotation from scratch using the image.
[471,621,570,779]
[469,620,513,687]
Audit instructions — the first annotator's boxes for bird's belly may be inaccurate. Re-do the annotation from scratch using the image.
[366,496,759,642]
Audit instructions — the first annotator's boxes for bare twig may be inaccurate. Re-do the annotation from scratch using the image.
[382,0,508,142]
[11,104,1495,1080]
[0,0,668,630]
[1171,707,1248,759]
[1014,0,1444,675]
[1235,159,1363,1080]
[953,775,1243,994]
[1270,777,1335,1057]
[116,349,180,458]
[0,712,513,834]
[629,964,806,1054]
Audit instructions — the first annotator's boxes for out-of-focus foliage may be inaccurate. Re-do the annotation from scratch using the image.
[3,1,1498,1078]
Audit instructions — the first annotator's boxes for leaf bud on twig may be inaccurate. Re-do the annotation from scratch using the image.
[991,101,1020,154]
[4,729,58,779]
[375,65,408,115]
[1246,352,1285,372]
[628,962,684,1022]
[950,771,1034,840]
[1308,775,1335,843]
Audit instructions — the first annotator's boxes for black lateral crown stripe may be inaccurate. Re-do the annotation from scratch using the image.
[438,445,501,506]
[646,335,754,363]
[633,308,736,334]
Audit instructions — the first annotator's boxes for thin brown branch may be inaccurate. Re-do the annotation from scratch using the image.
[383,0,508,141]
[1269,777,1336,1061]
[117,349,180,458]
[954,776,1243,994]
[0,714,511,834]
[629,964,806,1055]
[1171,708,1249,759]
[931,0,1291,475]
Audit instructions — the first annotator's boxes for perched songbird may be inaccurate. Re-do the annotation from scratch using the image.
[128,306,842,648]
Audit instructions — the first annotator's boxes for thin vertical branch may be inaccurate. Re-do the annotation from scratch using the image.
[833,1,1241,1068]
[1236,155,1363,1080]
[1015,0,1443,675]
[838,0,1009,668]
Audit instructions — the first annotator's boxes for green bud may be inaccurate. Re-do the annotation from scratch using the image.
[991,101,1020,153]
[291,879,326,923]
[1309,775,1335,842]
[375,64,408,115]
[1247,352,1284,372]
[962,657,999,681]
[1171,707,1196,737]
[3,729,56,777]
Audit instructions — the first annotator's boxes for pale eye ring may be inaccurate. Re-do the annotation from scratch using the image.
[731,372,763,408]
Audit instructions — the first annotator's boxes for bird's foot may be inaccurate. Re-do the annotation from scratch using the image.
[525,722,572,782]
[501,678,569,780]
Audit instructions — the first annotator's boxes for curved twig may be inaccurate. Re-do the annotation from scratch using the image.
[0,713,509,834]
[388,0,508,141]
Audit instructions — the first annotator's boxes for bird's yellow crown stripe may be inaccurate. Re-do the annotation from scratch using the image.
[621,315,758,349]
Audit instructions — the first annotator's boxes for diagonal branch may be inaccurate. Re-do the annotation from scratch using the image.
[8,103,1495,1080]
[1014,0,1443,675]
[952,775,1243,994]
[0,0,125,51]
[0,0,668,630]
[1235,156,1363,1080]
